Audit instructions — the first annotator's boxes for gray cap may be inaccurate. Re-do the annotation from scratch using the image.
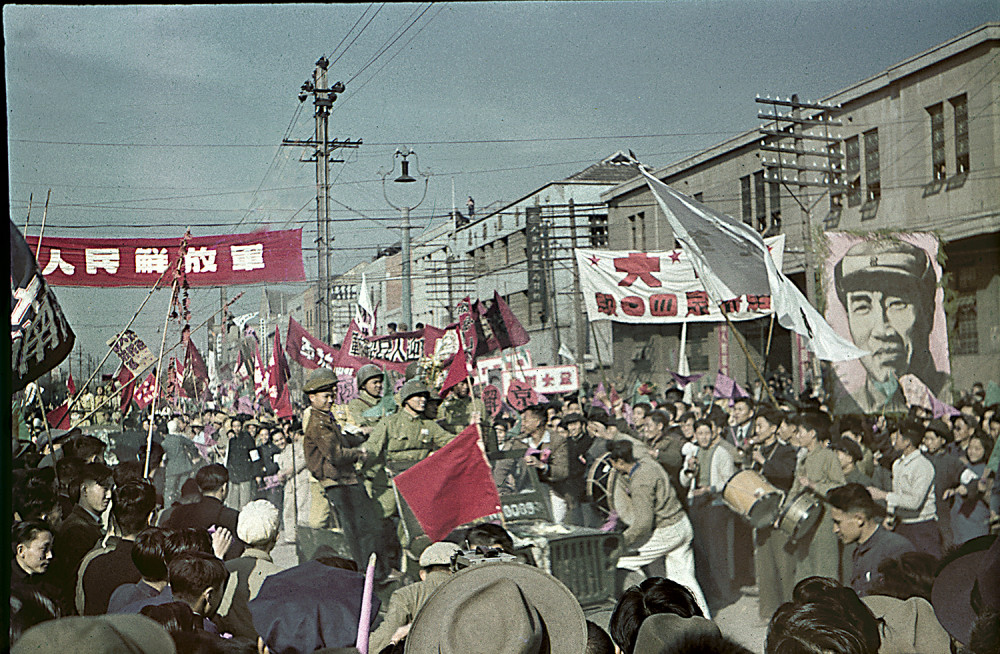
[303,367,338,394]
[419,541,461,567]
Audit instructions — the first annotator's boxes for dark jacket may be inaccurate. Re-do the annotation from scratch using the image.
[752,439,798,492]
[79,537,141,615]
[227,431,258,484]
[166,496,245,559]
[50,504,104,611]
[303,407,364,487]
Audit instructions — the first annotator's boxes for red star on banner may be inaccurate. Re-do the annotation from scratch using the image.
[588,255,600,266]
[668,250,682,263]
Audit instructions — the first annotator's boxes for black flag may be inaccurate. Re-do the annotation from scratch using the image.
[11,219,76,392]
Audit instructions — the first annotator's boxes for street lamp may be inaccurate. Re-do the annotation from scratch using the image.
[382,148,428,330]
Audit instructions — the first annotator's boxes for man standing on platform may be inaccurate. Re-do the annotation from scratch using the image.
[302,368,381,574]
[346,364,385,432]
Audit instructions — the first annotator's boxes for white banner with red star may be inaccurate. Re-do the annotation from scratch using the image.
[576,235,784,323]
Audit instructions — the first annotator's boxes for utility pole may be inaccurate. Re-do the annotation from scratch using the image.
[757,93,845,383]
[284,57,362,342]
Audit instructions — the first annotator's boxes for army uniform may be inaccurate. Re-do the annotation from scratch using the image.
[439,392,494,450]
[346,365,386,429]
[785,445,846,584]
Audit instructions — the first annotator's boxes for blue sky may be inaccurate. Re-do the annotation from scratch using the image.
[6,2,996,368]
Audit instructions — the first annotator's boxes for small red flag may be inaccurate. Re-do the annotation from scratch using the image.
[67,374,77,397]
[393,425,501,542]
[133,373,159,409]
[47,403,70,429]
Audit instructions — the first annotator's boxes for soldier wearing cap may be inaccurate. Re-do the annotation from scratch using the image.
[834,238,946,414]
[438,379,489,447]
[346,364,385,431]
[301,367,380,573]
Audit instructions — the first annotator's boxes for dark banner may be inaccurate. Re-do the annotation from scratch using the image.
[11,219,76,392]
[26,228,305,287]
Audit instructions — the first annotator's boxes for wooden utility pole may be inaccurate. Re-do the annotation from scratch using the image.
[283,57,361,343]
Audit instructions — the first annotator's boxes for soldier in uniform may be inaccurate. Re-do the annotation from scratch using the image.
[301,368,382,575]
[438,378,490,448]
[346,364,385,431]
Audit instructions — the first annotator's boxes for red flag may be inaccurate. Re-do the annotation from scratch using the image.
[185,339,209,382]
[253,346,268,399]
[67,374,77,397]
[456,297,479,360]
[393,425,502,542]
[47,403,70,429]
[481,291,529,353]
[268,328,293,418]
[117,366,135,409]
[134,373,159,409]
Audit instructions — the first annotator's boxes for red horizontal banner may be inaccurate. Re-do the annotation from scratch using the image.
[26,229,305,287]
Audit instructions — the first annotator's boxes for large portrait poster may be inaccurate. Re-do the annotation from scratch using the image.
[823,232,951,414]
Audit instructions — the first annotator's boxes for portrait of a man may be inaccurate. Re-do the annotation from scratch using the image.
[825,234,950,414]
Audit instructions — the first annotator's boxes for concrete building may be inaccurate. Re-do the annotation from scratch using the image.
[601,23,1000,397]
[455,152,641,368]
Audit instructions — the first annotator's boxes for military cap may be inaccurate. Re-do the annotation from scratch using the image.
[303,367,338,394]
[834,238,935,307]
[357,364,383,387]
[399,378,430,403]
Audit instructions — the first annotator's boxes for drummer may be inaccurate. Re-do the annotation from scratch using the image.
[748,406,798,620]
[779,411,846,586]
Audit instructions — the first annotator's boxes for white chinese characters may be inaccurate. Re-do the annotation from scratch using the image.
[231,244,265,271]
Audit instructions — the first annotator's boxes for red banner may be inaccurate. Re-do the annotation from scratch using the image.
[285,317,338,370]
[336,320,448,374]
[26,229,305,287]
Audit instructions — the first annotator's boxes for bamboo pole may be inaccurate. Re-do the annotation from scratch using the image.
[34,389,60,488]
[718,304,779,407]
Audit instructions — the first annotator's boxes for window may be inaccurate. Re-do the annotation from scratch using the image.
[740,175,752,225]
[928,103,946,180]
[768,181,782,234]
[497,214,503,231]
[589,214,608,247]
[845,136,861,207]
[828,141,843,210]
[864,129,880,202]
[951,94,969,174]
[754,171,767,232]
[953,301,978,355]
[638,211,646,250]
[629,214,637,248]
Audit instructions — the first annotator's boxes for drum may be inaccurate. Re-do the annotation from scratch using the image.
[722,470,784,529]
[585,452,616,520]
[778,493,823,544]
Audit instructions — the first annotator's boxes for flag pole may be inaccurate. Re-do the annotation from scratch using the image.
[144,277,179,478]
[23,193,33,236]
[34,390,60,488]
[587,319,615,409]
[718,304,778,407]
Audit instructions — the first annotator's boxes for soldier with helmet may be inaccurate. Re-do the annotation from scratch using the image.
[301,367,381,573]
[347,364,386,431]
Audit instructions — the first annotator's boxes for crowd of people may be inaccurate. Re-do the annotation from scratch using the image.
[9,361,1000,653]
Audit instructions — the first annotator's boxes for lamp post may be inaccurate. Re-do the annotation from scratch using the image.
[382,149,428,330]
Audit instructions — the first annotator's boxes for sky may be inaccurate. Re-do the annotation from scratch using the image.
[6,1,997,375]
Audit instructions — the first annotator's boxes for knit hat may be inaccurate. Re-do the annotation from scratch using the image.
[237,499,280,546]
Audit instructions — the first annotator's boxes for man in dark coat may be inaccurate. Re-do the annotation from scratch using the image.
[166,463,245,560]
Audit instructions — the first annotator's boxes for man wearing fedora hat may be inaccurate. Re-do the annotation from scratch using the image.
[833,237,946,414]
[403,561,587,654]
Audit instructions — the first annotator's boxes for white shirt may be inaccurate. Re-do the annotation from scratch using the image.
[887,449,936,523]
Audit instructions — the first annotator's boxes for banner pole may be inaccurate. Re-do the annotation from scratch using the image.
[34,389,60,488]
[144,277,179,478]
[718,303,778,407]
[587,319,615,408]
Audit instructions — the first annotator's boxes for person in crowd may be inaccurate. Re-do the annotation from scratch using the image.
[12,521,60,607]
[161,416,202,508]
[727,397,755,451]
[949,413,979,458]
[609,576,707,654]
[368,540,461,653]
[463,522,516,556]
[782,412,845,585]
[225,419,258,512]
[214,499,283,639]
[836,415,876,478]
[106,527,170,613]
[644,412,686,504]
[766,576,883,654]
[608,439,710,617]
[682,416,737,612]
[165,551,229,633]
[827,483,915,596]
[868,550,939,602]
[438,377,488,445]
[748,405,798,620]
[867,419,941,557]
[274,425,311,541]
[165,464,244,560]
[945,432,993,544]
[830,437,876,487]
[49,461,114,610]
[78,480,158,615]
[554,411,594,525]
[302,367,382,577]
[513,404,571,523]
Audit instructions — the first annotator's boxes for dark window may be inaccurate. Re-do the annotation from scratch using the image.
[951,94,969,174]
[928,103,946,180]
[588,214,608,247]
[740,175,752,225]
[953,301,978,355]
[864,129,880,202]
[768,181,782,234]
[754,171,767,232]
[637,212,646,250]
[845,136,861,207]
